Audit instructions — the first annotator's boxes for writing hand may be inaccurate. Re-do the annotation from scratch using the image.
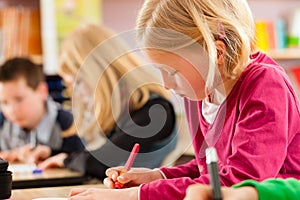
[104,167,163,189]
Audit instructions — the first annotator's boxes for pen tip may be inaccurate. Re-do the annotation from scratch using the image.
[133,143,140,151]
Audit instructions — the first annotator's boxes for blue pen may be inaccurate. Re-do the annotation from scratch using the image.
[206,147,222,200]
[32,168,43,174]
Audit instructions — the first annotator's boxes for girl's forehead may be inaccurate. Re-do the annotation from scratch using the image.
[147,49,206,70]
[147,50,186,64]
[147,49,177,57]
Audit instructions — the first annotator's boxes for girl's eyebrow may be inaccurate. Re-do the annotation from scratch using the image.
[155,64,176,71]
[157,66,177,72]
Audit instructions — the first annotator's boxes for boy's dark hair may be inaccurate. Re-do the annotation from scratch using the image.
[0,57,45,90]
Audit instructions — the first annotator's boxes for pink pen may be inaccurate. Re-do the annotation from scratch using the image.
[114,143,140,189]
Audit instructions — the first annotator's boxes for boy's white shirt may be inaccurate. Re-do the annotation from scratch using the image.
[0,97,62,150]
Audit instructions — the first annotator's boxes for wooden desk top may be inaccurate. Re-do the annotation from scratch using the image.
[13,168,84,181]
[11,184,105,200]
[12,167,88,189]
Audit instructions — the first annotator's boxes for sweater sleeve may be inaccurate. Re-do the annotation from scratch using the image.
[159,159,200,179]
[140,157,208,200]
[64,97,177,179]
[233,178,300,200]
[139,176,210,200]
[51,135,85,155]
[51,109,85,155]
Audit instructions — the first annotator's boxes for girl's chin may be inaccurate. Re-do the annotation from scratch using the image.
[185,96,201,101]
[176,93,200,101]
[176,93,185,98]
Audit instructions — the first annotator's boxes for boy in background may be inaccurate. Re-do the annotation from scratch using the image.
[0,57,84,163]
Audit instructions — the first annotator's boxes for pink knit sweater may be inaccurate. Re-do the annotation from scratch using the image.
[139,52,300,200]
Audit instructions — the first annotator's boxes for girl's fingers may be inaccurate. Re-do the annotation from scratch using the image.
[69,188,88,196]
[116,172,133,184]
[69,197,90,200]
[103,177,115,188]
[104,171,136,188]
[37,159,55,170]
[105,167,124,181]
[36,161,48,169]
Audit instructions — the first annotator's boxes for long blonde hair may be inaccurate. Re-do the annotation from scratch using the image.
[136,0,255,91]
[59,23,169,141]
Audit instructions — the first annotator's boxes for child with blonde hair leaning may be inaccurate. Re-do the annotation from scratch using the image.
[38,23,178,179]
[68,0,300,199]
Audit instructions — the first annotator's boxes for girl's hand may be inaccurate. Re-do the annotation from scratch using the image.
[69,187,139,200]
[184,184,258,200]
[27,144,52,163]
[104,167,163,188]
[37,153,68,169]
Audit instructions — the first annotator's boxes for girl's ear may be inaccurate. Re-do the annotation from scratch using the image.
[215,40,226,65]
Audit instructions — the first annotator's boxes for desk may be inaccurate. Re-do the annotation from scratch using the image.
[11,184,105,200]
[12,168,89,189]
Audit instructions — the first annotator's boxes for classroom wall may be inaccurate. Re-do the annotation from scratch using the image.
[102,0,300,33]
[102,0,144,33]
[248,0,300,21]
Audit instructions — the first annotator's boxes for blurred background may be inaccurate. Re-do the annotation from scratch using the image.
[0,0,300,106]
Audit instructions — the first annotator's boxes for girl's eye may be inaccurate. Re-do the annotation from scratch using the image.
[157,65,178,77]
[168,70,178,77]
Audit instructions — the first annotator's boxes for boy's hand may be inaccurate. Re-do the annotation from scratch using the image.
[0,149,19,162]
[0,144,51,163]
[104,167,163,189]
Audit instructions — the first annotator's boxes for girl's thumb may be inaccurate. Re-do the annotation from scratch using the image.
[117,171,136,183]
